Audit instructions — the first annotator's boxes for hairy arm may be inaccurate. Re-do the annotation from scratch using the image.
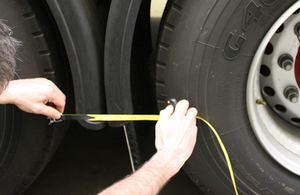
[99,100,198,195]
[0,78,66,119]
[100,151,178,195]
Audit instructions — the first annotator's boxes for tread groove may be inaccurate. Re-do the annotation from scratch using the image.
[38,50,50,56]
[164,22,175,31]
[156,80,166,86]
[43,69,55,78]
[172,3,183,13]
[43,69,55,73]
[159,42,170,50]
[22,12,35,20]
[157,95,168,102]
[31,31,44,38]
[156,61,167,67]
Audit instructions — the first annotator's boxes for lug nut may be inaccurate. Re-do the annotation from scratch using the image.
[284,86,299,103]
[278,54,294,71]
[295,22,300,37]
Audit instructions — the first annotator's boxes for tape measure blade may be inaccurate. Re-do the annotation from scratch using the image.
[87,114,160,121]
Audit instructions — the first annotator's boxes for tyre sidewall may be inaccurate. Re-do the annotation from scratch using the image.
[157,0,300,194]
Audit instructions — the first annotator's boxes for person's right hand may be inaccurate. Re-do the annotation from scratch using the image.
[155,99,198,173]
[0,78,66,119]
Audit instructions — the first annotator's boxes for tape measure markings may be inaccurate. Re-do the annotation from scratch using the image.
[86,114,160,121]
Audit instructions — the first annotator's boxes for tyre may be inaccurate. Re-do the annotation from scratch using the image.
[0,0,72,194]
[156,0,300,194]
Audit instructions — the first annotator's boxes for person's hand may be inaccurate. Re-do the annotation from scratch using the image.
[0,78,66,119]
[155,99,198,173]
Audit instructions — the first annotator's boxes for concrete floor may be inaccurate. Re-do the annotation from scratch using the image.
[22,122,202,195]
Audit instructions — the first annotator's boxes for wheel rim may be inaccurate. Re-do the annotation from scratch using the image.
[247,2,300,175]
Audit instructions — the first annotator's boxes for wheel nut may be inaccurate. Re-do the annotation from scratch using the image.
[284,86,299,103]
[278,54,294,71]
[295,22,300,37]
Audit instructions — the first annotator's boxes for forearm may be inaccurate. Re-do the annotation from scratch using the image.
[99,151,180,195]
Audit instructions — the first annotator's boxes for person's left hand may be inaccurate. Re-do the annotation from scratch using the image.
[0,78,66,119]
[155,100,198,174]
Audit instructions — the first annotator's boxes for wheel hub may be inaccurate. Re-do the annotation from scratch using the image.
[295,35,300,88]
[247,2,300,176]
[260,10,300,127]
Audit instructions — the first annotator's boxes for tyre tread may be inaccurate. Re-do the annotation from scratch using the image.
[156,0,214,194]
[1,1,68,194]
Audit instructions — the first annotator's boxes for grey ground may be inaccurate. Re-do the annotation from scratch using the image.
[23,122,203,195]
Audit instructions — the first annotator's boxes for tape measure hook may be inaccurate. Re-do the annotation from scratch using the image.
[48,118,63,125]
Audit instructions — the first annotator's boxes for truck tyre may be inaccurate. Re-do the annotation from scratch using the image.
[156,0,300,194]
[0,0,72,194]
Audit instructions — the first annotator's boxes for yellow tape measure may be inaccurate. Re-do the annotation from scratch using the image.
[57,113,238,195]
[87,114,160,121]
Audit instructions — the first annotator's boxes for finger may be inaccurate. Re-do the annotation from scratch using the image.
[172,99,189,119]
[158,105,174,121]
[53,84,66,101]
[50,98,66,113]
[184,108,197,127]
[155,137,163,151]
[45,87,66,113]
[38,104,62,119]
[186,107,198,118]
[154,123,163,151]
[165,104,174,113]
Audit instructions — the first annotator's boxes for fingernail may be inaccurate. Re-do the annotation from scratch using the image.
[54,113,61,119]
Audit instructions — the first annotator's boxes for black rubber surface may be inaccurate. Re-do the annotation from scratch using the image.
[0,1,71,194]
[156,0,299,194]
